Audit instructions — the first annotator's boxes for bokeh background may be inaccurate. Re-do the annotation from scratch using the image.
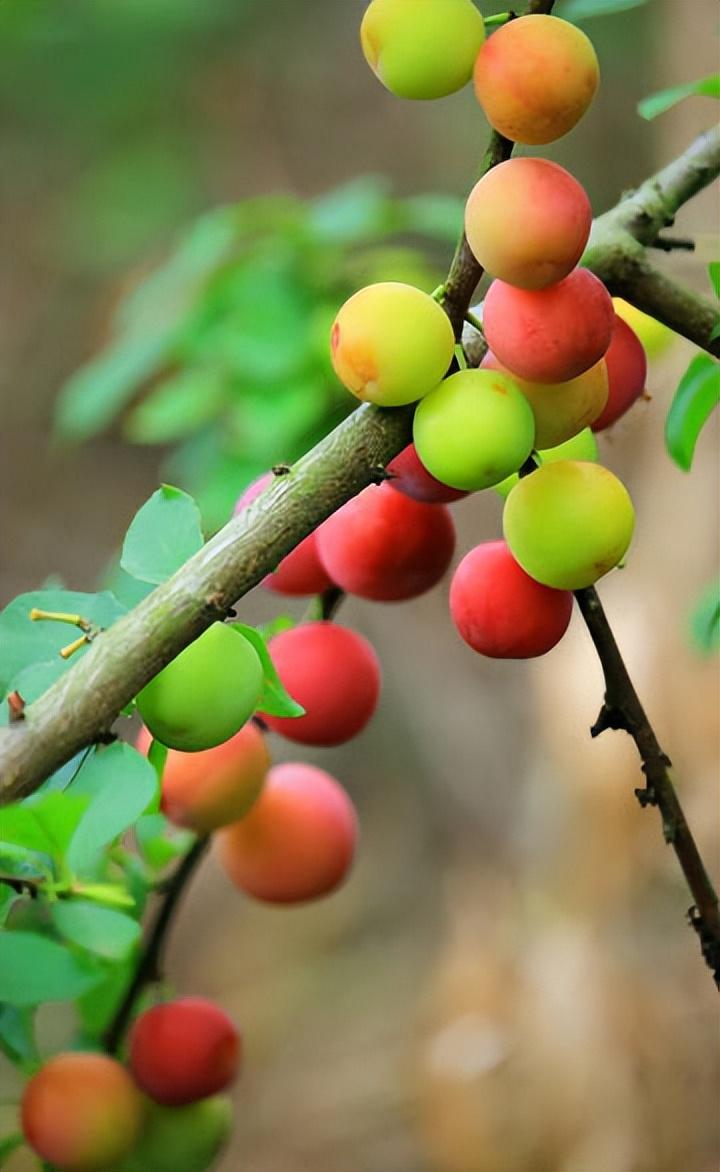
[1,1,719,1169]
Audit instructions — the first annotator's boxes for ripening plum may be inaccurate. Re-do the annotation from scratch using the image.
[474,14,599,144]
[613,297,675,358]
[234,474,334,596]
[260,622,381,746]
[361,0,485,100]
[109,1097,232,1172]
[450,541,573,657]
[481,350,608,448]
[483,269,614,384]
[493,427,599,498]
[591,313,647,430]
[503,461,635,590]
[217,763,358,904]
[136,722,269,833]
[413,369,535,491]
[129,998,241,1107]
[21,1053,144,1171]
[317,482,456,601]
[136,623,263,753]
[464,159,592,289]
[387,443,468,504]
[330,282,455,406]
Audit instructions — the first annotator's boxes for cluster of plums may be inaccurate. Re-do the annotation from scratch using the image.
[21,998,239,1171]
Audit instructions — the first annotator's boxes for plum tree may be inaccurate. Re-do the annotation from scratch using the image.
[317,482,456,601]
[129,998,241,1107]
[450,541,573,658]
[217,763,358,904]
[21,1053,144,1171]
[330,282,455,406]
[261,621,381,746]
[136,722,270,833]
[109,1097,232,1172]
[481,351,608,448]
[360,0,485,100]
[474,14,599,144]
[493,427,599,498]
[483,268,615,383]
[387,443,468,504]
[503,461,635,590]
[591,313,648,431]
[136,623,263,752]
[234,475,333,596]
[464,158,592,289]
[412,368,535,491]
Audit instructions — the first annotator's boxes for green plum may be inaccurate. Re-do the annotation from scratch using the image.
[361,0,485,101]
[137,623,263,752]
[109,1097,232,1172]
[493,428,599,499]
[503,461,635,590]
[413,368,535,491]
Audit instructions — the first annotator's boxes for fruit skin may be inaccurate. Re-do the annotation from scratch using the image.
[21,1052,144,1171]
[129,998,241,1108]
[234,475,333,596]
[613,297,675,358]
[450,541,573,658]
[136,623,264,753]
[108,1096,232,1172]
[136,722,269,833]
[387,443,468,504]
[474,14,599,144]
[260,622,381,746]
[591,313,647,431]
[217,762,358,904]
[317,482,456,601]
[465,159,592,290]
[483,269,614,384]
[413,369,535,491]
[503,461,635,590]
[482,350,608,448]
[330,282,455,407]
[493,427,599,499]
[361,0,485,101]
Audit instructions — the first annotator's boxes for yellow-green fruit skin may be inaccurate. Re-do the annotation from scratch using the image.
[136,623,263,753]
[413,369,535,491]
[503,461,635,590]
[331,282,455,406]
[482,352,608,448]
[108,1096,232,1172]
[613,297,675,359]
[494,427,599,498]
[361,0,485,100]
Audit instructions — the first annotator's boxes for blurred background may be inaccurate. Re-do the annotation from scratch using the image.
[1,1,718,1169]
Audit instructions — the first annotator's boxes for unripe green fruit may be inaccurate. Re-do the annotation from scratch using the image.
[413,369,535,491]
[493,428,599,499]
[503,461,635,590]
[330,282,455,407]
[136,623,263,753]
[108,1096,232,1172]
[361,0,485,100]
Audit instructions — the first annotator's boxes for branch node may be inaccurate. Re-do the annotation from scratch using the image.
[634,784,658,809]
[271,463,292,477]
[590,702,630,737]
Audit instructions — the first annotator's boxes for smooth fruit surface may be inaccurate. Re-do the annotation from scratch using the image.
[413,369,535,491]
[136,722,269,833]
[361,0,485,100]
[482,351,608,448]
[592,313,647,430]
[317,483,456,601]
[613,297,675,358]
[493,427,599,498]
[474,14,599,144]
[109,1097,232,1172]
[483,269,614,384]
[387,443,468,504]
[217,763,358,904]
[503,461,635,590]
[450,541,573,658]
[261,622,381,746]
[21,1053,143,1171]
[234,475,333,596]
[465,159,592,289]
[136,623,263,753]
[129,998,241,1107]
[330,282,455,406]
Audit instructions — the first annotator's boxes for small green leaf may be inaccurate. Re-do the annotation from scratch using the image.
[76,959,134,1037]
[0,1005,39,1067]
[689,579,720,655]
[125,369,226,444]
[639,73,720,120]
[121,485,204,584]
[0,933,102,1006]
[665,354,720,471]
[0,1134,25,1162]
[560,0,650,19]
[135,814,195,872]
[231,623,305,718]
[256,614,296,642]
[67,743,159,874]
[51,902,141,961]
[708,262,720,302]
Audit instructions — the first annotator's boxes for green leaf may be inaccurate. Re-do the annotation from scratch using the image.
[51,901,141,961]
[121,484,204,584]
[76,959,134,1037]
[231,623,304,718]
[639,73,720,120]
[0,1004,39,1066]
[67,743,159,874]
[134,814,195,872]
[689,579,720,655]
[22,793,91,856]
[256,614,296,642]
[103,561,155,610]
[124,369,226,444]
[560,0,650,19]
[0,1134,25,1162]
[665,354,720,471]
[709,262,720,302]
[0,933,102,1006]
[55,334,172,441]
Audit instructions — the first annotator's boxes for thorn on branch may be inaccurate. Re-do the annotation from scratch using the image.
[688,906,720,987]
[7,691,25,723]
[634,784,658,809]
[590,702,631,737]
[649,235,695,252]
